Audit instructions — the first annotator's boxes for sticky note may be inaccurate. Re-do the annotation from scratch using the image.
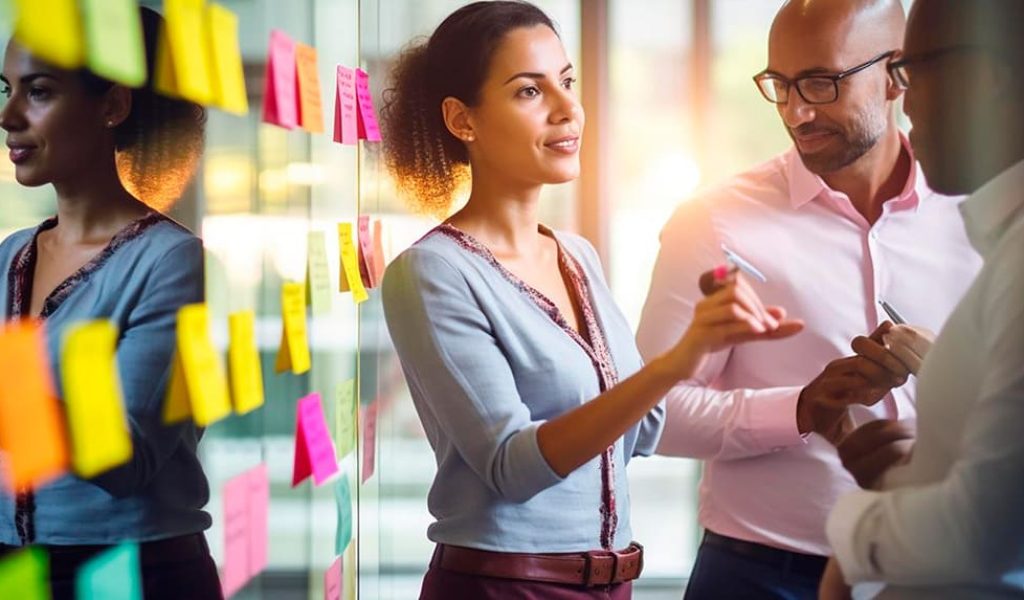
[337,222,369,304]
[343,545,356,600]
[0,320,68,490]
[334,477,352,555]
[163,303,232,427]
[228,310,264,415]
[12,0,84,69]
[372,219,387,286]
[247,464,270,577]
[75,543,141,600]
[307,231,332,316]
[221,469,250,597]
[292,393,340,486]
[356,215,375,289]
[361,401,378,484]
[274,282,311,375]
[61,320,132,478]
[81,0,146,86]
[262,29,298,129]
[334,379,356,460]
[156,0,215,105]
[332,66,358,145]
[324,555,342,600]
[206,3,248,115]
[295,43,324,133]
[354,68,382,142]
[0,546,49,600]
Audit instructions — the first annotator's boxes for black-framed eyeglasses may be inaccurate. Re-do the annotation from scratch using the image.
[887,45,989,90]
[754,51,896,105]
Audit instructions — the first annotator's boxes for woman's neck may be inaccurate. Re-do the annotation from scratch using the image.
[50,169,149,244]
[447,170,545,258]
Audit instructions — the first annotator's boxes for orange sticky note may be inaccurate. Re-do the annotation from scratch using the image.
[274,282,311,375]
[332,65,358,145]
[337,222,369,304]
[354,68,382,142]
[371,219,388,285]
[163,304,232,427]
[0,320,68,490]
[262,29,298,129]
[295,43,324,133]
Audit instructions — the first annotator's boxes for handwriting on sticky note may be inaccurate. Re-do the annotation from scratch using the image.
[81,0,146,86]
[62,320,132,479]
[324,554,343,600]
[262,29,298,128]
[361,401,378,484]
[221,469,250,597]
[0,320,68,490]
[275,282,311,375]
[333,66,358,145]
[307,231,332,316]
[228,311,264,415]
[12,0,84,69]
[335,379,356,460]
[75,543,141,600]
[247,464,270,577]
[354,68,382,142]
[337,222,369,304]
[292,393,340,486]
[163,303,232,427]
[295,43,324,133]
[207,3,249,115]
[0,546,49,600]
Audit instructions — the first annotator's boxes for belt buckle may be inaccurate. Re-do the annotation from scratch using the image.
[582,550,617,587]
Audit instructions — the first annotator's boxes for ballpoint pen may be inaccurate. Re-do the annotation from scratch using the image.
[720,244,768,283]
[878,299,907,325]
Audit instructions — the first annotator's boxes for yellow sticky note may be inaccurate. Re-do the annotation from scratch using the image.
[206,3,248,115]
[61,320,132,478]
[12,0,84,69]
[227,310,264,415]
[275,282,312,375]
[0,320,68,490]
[158,0,215,105]
[163,303,232,426]
[334,379,356,460]
[295,43,324,133]
[337,222,369,304]
[81,0,146,86]
[307,231,332,316]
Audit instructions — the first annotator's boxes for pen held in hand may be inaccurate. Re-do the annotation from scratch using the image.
[720,244,768,283]
[878,300,907,325]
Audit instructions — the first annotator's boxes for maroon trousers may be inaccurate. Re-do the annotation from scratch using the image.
[419,565,633,600]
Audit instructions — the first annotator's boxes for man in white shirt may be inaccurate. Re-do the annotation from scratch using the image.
[636,0,981,597]
[823,0,1024,597]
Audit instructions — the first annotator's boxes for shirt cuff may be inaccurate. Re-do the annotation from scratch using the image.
[508,421,565,497]
[827,489,885,584]
[744,386,806,453]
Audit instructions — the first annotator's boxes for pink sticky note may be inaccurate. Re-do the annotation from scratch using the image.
[356,215,375,289]
[324,555,343,600]
[262,30,298,129]
[221,472,251,598]
[354,68,382,142]
[293,393,340,487]
[361,401,378,484]
[247,464,269,578]
[333,66,358,145]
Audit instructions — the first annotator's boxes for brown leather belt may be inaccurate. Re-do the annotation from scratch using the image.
[430,541,644,587]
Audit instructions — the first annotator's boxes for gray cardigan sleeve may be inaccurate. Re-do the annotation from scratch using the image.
[382,246,564,503]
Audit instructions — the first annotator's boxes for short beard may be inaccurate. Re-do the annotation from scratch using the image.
[794,108,886,175]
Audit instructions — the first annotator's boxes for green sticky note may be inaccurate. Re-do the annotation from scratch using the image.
[335,476,353,555]
[76,543,141,600]
[81,0,146,86]
[0,546,49,600]
[307,231,332,316]
[335,379,357,459]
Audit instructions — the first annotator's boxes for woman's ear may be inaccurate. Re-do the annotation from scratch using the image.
[102,85,133,129]
[441,96,476,143]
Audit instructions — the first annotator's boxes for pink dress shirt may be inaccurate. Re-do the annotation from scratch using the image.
[636,140,982,556]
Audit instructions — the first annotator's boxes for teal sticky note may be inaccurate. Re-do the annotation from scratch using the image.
[0,546,49,600]
[76,542,142,600]
[335,476,353,554]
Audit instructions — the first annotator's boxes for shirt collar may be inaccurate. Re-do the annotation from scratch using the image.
[786,132,923,212]
[959,159,1024,257]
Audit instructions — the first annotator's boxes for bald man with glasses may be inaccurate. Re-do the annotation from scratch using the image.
[636,1,980,598]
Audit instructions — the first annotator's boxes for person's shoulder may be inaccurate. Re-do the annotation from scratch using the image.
[143,214,202,253]
[551,230,601,269]
[383,228,466,290]
[0,226,37,256]
[665,152,790,229]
